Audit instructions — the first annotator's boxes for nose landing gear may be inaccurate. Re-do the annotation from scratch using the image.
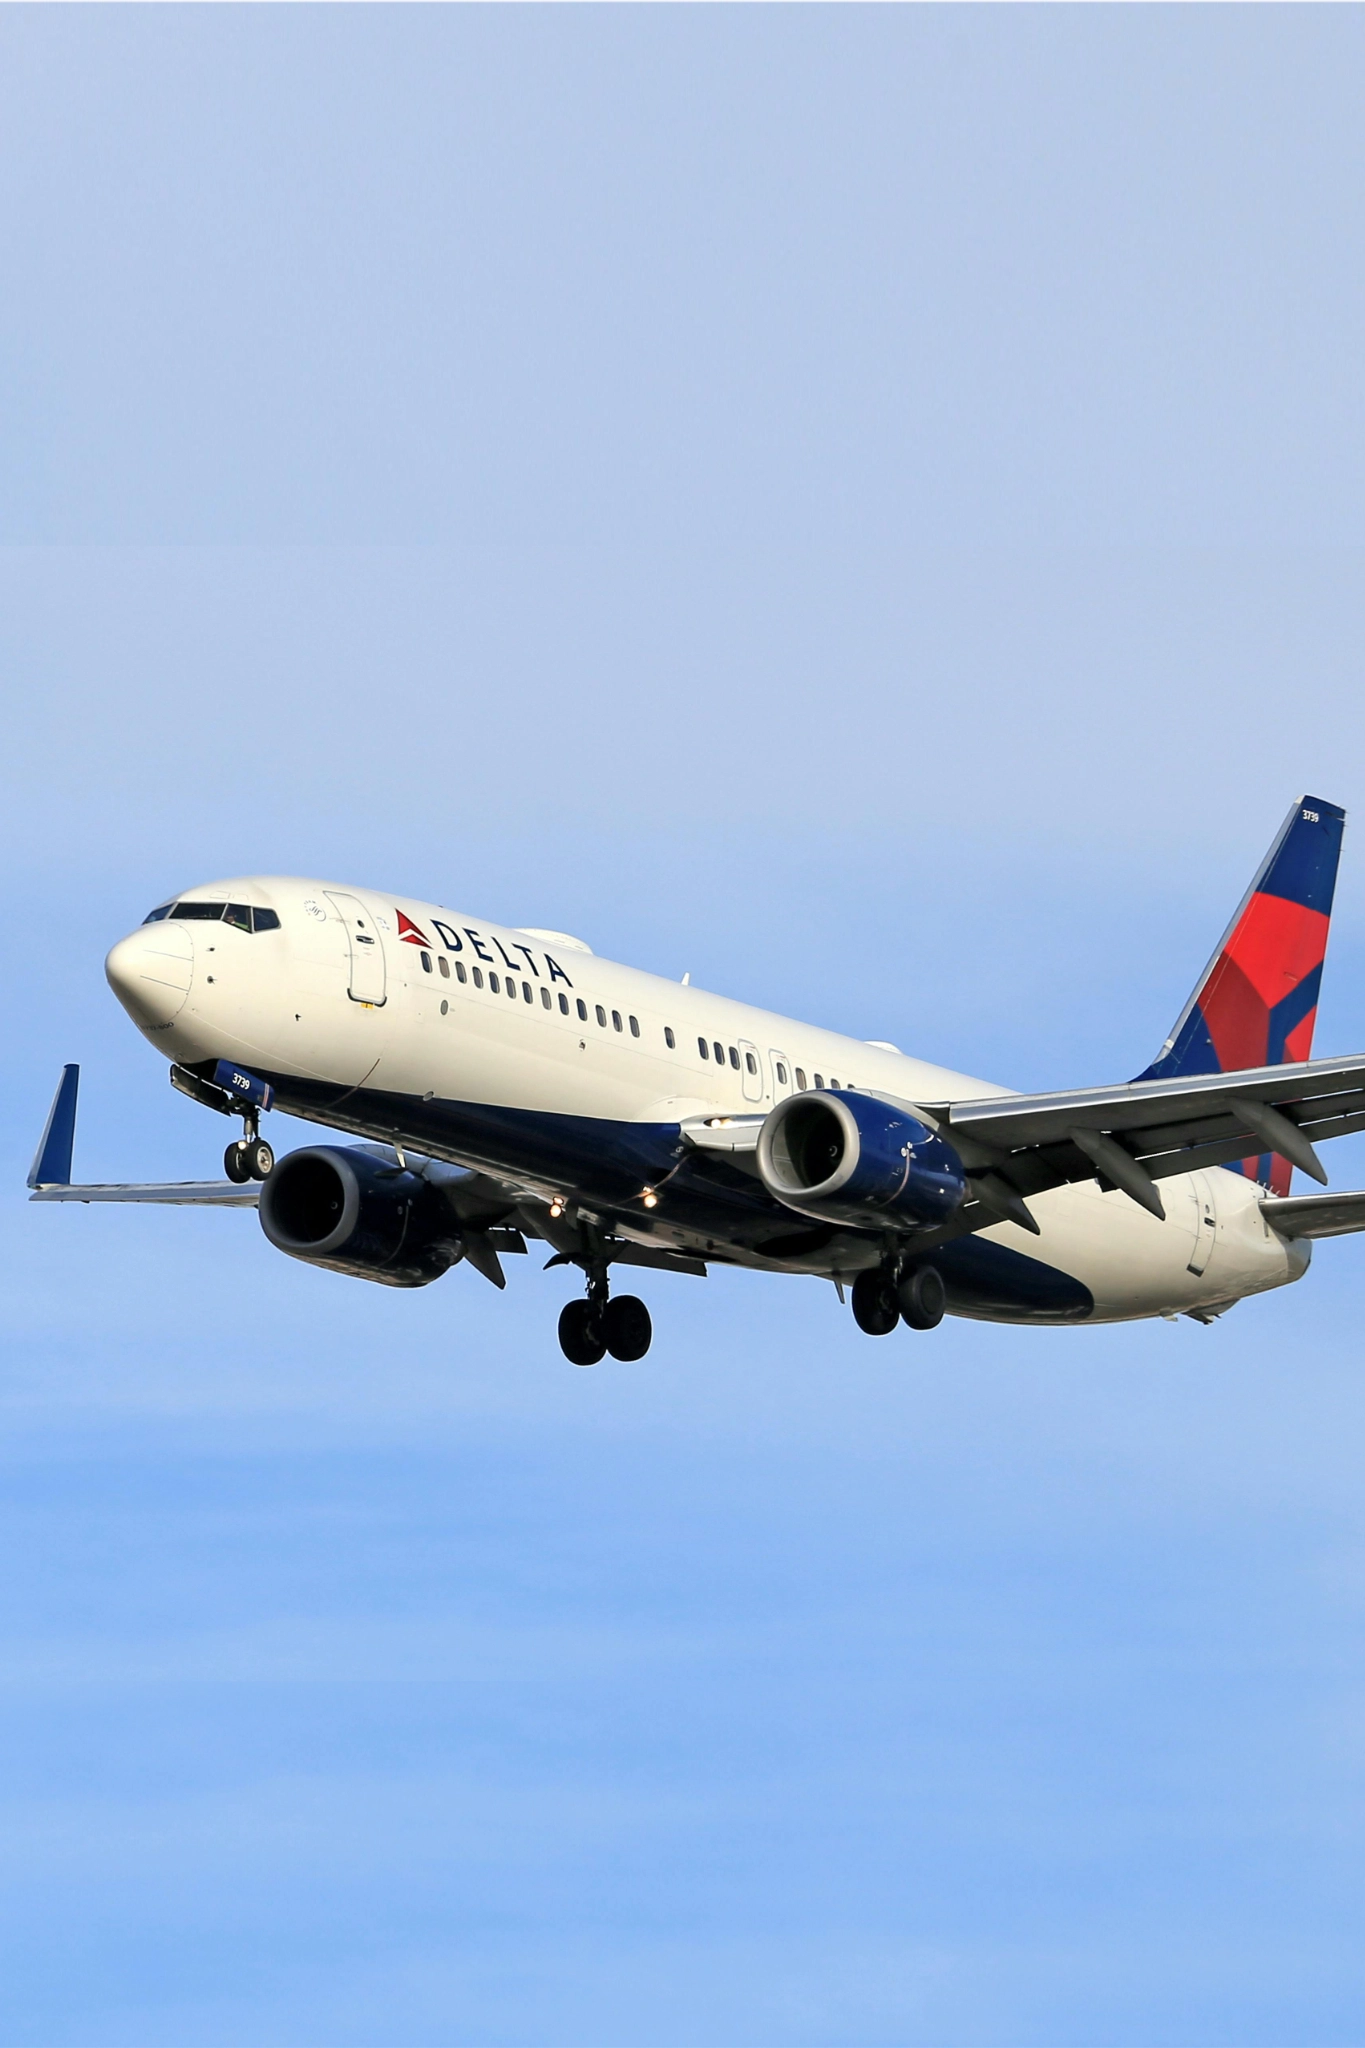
[223,1108,274,1185]
[225,1135,275,1184]
[557,1260,653,1366]
[171,1061,277,1185]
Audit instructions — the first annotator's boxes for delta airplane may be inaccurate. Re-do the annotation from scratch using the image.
[27,797,1365,1363]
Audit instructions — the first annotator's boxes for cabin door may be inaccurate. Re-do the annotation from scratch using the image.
[326,892,388,1005]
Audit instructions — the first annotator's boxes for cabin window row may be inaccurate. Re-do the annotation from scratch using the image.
[421,956,846,1089]
[423,952,652,1037]
[694,1038,839,1089]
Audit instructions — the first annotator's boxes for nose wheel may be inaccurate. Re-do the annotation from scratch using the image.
[224,1135,274,1183]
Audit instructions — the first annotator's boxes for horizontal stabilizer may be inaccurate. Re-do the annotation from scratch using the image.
[1261,1190,1365,1239]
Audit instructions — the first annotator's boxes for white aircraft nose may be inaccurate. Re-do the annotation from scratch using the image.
[105,922,194,1029]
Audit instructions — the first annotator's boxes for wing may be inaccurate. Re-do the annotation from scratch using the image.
[27,1064,259,1205]
[938,1051,1365,1221]
[30,1181,259,1205]
[1261,1190,1365,1239]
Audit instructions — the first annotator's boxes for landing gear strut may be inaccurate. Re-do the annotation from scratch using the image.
[557,1258,653,1366]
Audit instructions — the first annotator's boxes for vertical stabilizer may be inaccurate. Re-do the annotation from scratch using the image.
[1135,797,1346,1193]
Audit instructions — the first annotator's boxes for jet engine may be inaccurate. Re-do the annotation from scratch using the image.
[756,1091,967,1230]
[258,1145,461,1287]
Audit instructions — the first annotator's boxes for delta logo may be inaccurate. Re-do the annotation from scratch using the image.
[396,910,432,948]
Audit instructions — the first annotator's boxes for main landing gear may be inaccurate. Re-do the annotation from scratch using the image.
[851,1261,946,1336]
[557,1267,653,1366]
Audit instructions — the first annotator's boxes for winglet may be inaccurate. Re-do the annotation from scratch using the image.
[28,1065,79,1189]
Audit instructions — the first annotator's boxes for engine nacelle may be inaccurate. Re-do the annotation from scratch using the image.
[756,1090,967,1230]
[258,1145,461,1287]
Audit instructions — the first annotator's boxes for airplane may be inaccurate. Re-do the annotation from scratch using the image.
[27,796,1365,1364]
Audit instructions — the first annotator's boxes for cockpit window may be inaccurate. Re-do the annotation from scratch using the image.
[160,901,282,931]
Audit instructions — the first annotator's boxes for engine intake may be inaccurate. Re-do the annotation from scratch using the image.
[756,1091,967,1229]
[259,1145,460,1287]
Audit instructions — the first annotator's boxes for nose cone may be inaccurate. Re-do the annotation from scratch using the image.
[105,923,194,1030]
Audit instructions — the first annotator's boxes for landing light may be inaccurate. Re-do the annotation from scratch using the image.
[642,1188,658,1209]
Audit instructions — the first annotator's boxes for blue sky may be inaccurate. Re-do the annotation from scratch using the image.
[5,9,1365,2044]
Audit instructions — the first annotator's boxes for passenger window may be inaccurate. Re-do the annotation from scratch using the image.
[560,993,570,1015]
[456,961,468,983]
[745,1051,757,1074]
[814,1073,824,1089]
[713,1041,725,1065]
[776,1062,787,1085]
[252,908,281,933]
[420,952,432,973]
[795,1068,806,1089]
[489,972,500,993]
[508,978,518,999]
[223,904,252,932]
[629,1016,640,1038]
[612,1010,622,1032]
[665,1027,676,1049]
[728,1047,740,1070]
[698,1038,709,1059]
[541,986,551,1009]
[830,1078,839,1090]
[438,955,449,979]
[577,999,588,1021]
[596,1005,607,1027]
[523,982,532,1002]
[142,904,172,924]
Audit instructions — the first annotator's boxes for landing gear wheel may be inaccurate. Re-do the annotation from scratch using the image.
[851,1268,900,1336]
[558,1298,607,1367]
[604,1294,652,1361]
[246,1139,274,1180]
[224,1140,252,1184]
[898,1265,946,1331]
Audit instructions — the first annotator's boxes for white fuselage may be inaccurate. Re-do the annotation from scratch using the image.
[105,876,1310,1325]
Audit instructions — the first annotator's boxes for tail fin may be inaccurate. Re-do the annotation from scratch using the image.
[1135,796,1346,1194]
